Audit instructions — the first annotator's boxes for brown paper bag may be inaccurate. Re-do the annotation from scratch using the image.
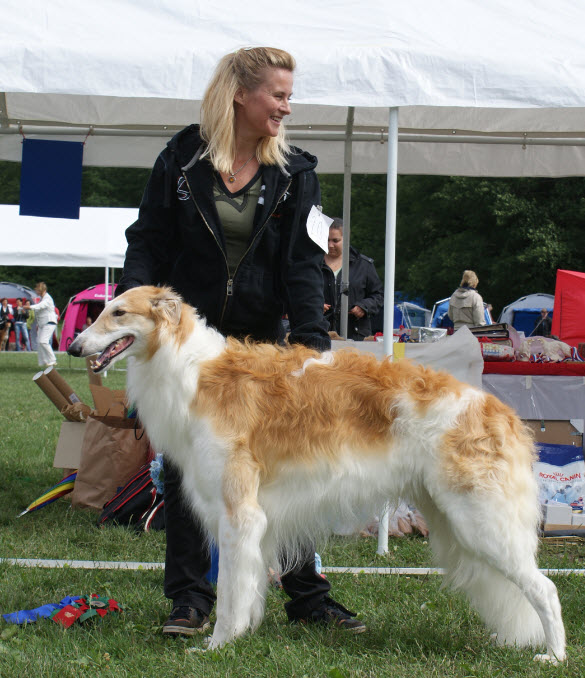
[71,415,151,511]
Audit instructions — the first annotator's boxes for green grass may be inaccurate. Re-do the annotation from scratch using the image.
[1,352,585,677]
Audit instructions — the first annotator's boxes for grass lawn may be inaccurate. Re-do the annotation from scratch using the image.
[1,351,585,677]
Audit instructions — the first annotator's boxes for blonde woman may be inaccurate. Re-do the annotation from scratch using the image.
[30,282,58,366]
[448,270,486,329]
[117,47,364,638]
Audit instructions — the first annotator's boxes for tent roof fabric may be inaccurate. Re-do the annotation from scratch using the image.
[1,1,585,175]
[0,205,136,267]
[0,281,36,301]
[69,283,117,303]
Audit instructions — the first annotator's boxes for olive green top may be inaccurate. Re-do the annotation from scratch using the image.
[214,171,263,276]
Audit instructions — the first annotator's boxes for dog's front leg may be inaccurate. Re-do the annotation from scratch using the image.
[207,452,268,648]
[206,512,236,649]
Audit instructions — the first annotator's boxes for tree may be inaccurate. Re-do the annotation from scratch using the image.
[395,176,585,316]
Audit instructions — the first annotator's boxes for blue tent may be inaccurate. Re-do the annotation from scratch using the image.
[394,302,431,329]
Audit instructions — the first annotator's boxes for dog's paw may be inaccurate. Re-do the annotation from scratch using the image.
[533,653,561,665]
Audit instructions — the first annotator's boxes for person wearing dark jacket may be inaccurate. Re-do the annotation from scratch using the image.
[532,308,552,337]
[13,298,31,351]
[116,47,364,639]
[323,219,384,340]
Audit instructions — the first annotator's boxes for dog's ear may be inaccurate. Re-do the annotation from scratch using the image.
[151,293,182,325]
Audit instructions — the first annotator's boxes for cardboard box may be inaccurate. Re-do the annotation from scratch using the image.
[525,419,583,448]
[53,421,86,470]
[543,524,585,535]
[89,384,127,418]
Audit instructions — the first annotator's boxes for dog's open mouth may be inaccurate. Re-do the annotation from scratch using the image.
[92,336,134,372]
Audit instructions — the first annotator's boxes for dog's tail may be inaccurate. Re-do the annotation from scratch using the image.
[428,512,546,648]
[446,555,546,647]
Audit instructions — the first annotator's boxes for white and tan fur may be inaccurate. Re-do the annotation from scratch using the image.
[68,286,566,662]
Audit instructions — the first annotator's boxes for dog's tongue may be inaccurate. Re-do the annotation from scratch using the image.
[93,336,134,371]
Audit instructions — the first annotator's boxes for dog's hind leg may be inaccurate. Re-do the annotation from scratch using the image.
[512,568,565,664]
[426,492,565,664]
[207,446,268,649]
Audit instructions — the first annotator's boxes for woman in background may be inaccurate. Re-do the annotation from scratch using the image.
[448,270,486,330]
[30,282,58,366]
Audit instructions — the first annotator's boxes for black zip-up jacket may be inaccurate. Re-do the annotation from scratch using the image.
[322,246,384,340]
[117,125,330,350]
[13,306,29,323]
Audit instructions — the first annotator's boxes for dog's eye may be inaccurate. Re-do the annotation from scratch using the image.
[113,309,126,317]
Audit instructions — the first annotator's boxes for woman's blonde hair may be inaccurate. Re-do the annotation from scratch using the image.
[461,270,479,288]
[36,282,47,295]
[200,47,296,173]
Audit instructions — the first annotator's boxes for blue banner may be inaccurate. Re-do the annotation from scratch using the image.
[20,138,83,219]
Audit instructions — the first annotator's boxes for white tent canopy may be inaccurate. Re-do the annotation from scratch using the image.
[2,1,585,176]
[0,205,136,268]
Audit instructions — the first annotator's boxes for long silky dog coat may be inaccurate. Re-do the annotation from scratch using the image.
[68,286,565,662]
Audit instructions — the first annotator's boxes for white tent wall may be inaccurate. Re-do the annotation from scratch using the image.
[0,205,136,268]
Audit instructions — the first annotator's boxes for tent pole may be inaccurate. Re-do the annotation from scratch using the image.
[105,267,109,304]
[377,106,399,555]
[339,107,354,339]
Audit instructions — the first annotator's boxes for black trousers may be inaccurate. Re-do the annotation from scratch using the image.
[163,460,330,618]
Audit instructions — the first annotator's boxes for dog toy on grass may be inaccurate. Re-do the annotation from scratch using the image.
[3,594,122,626]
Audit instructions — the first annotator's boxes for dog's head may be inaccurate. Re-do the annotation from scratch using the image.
[67,286,186,372]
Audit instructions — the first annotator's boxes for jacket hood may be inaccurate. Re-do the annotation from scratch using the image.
[450,286,479,308]
[167,124,316,176]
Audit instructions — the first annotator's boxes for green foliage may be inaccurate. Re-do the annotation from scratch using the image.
[320,173,585,316]
[395,176,585,315]
[81,166,150,207]
[0,160,20,203]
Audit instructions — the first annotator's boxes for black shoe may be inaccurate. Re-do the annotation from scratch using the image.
[293,596,366,634]
[162,606,210,637]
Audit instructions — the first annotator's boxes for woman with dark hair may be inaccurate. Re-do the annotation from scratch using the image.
[323,218,384,340]
[117,47,364,638]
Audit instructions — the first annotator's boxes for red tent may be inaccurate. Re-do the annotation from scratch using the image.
[551,270,585,347]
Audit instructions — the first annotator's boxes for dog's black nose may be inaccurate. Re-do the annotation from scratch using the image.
[67,343,81,357]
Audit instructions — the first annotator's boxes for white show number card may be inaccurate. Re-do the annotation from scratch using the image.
[306,205,333,253]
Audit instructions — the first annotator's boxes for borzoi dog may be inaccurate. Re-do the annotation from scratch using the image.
[68,286,565,662]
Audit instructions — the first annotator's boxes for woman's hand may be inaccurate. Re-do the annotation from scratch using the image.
[349,305,365,319]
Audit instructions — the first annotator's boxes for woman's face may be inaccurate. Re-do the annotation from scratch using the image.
[234,67,293,140]
[328,228,343,257]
